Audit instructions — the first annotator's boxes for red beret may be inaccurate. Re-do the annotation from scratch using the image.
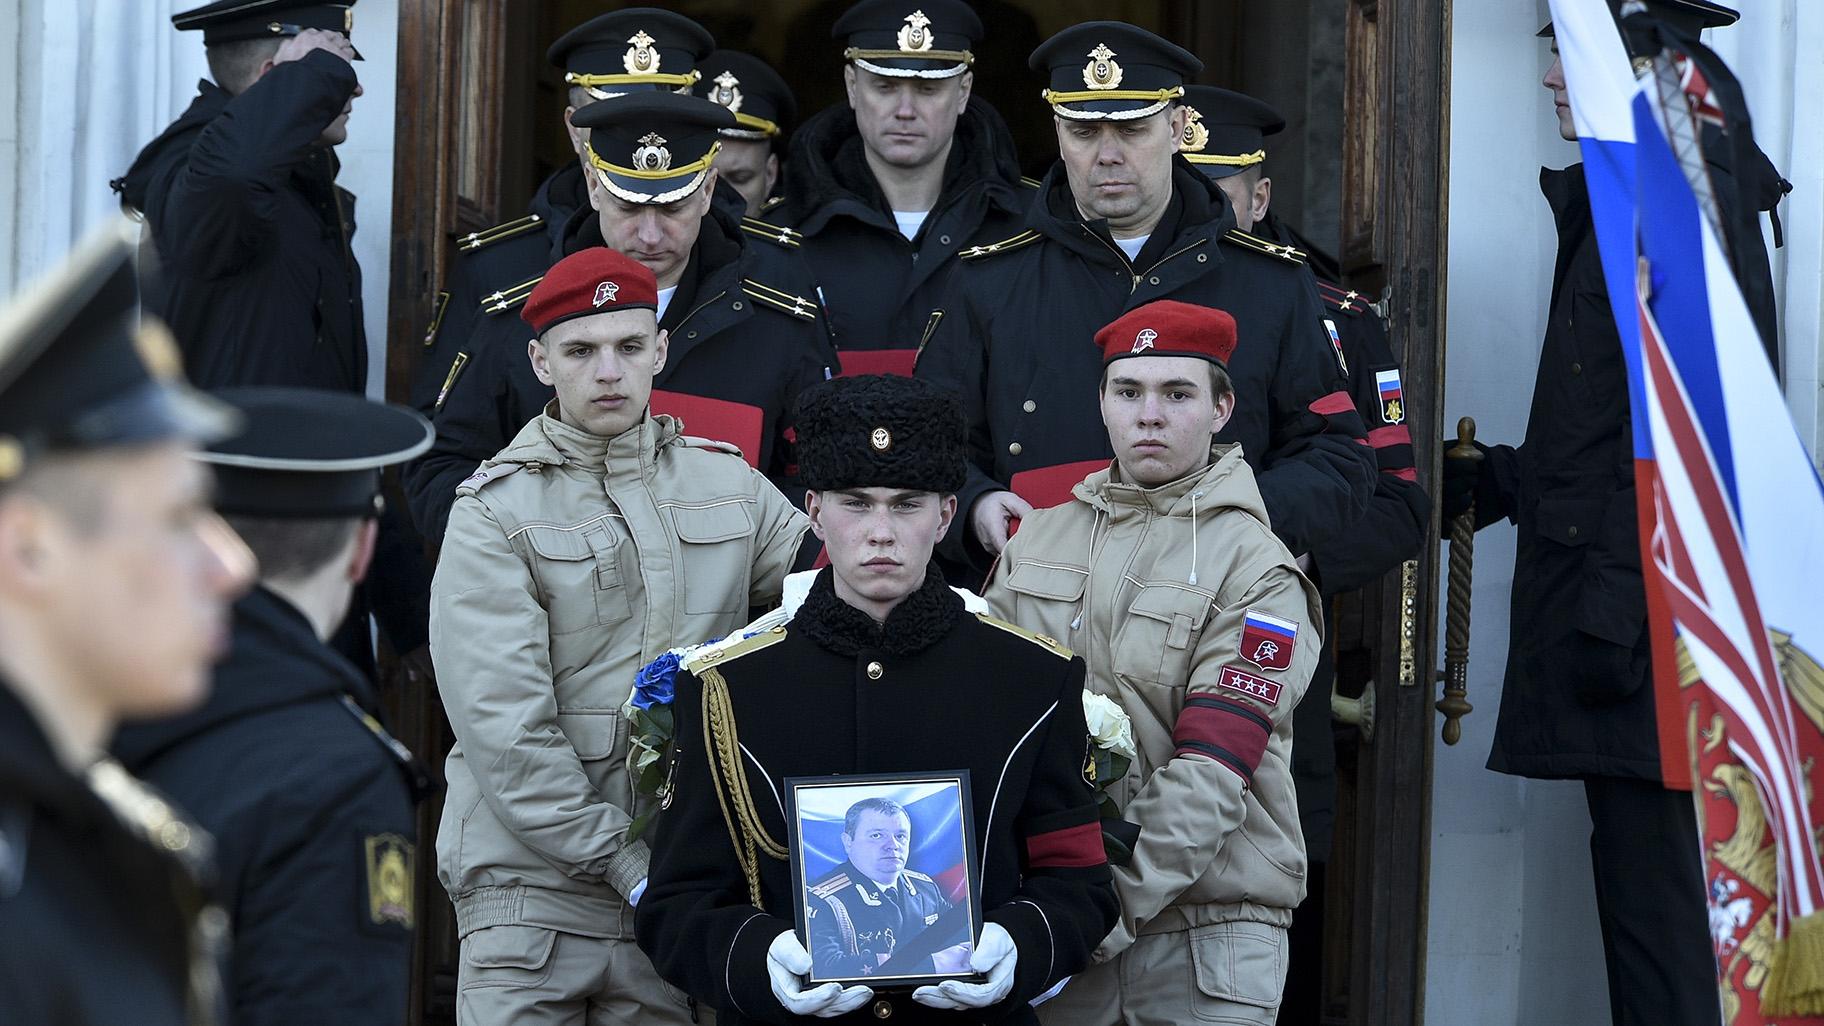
[1095,300,1238,368]
[522,247,659,336]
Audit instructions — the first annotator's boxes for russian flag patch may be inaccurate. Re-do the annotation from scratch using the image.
[1375,368,1405,425]
[1239,609,1298,671]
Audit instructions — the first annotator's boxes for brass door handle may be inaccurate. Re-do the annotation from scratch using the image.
[1436,417,1479,745]
[1331,677,1376,742]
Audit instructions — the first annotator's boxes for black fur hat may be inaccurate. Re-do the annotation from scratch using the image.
[795,375,966,493]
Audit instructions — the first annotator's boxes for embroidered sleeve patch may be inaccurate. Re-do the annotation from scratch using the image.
[1376,368,1405,424]
[364,833,415,929]
[1239,609,1299,671]
[1217,665,1283,707]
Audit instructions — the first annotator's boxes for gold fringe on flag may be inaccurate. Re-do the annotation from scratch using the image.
[1762,910,1824,1015]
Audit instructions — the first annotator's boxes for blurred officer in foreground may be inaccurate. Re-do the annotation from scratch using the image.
[116,0,368,392]
[114,389,433,1026]
[915,21,1373,568]
[986,302,1320,1025]
[407,91,832,541]
[1441,5,1775,1024]
[638,374,1115,1023]
[0,221,256,1025]
[430,247,811,1025]
[413,7,718,416]
[763,0,1031,377]
[697,49,799,215]
[1182,84,1430,1021]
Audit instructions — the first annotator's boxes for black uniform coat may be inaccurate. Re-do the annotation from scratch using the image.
[0,684,219,1026]
[765,98,1032,377]
[404,204,835,542]
[411,163,590,415]
[636,570,1118,1025]
[113,588,419,1026]
[807,860,956,980]
[118,50,366,392]
[915,159,1375,561]
[1480,165,1663,782]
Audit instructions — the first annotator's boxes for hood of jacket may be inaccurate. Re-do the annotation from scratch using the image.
[111,587,368,773]
[1070,442,1270,527]
[782,95,1026,235]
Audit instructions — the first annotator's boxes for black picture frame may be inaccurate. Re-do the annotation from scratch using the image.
[784,770,982,989]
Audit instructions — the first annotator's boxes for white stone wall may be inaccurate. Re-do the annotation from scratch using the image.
[2,0,397,397]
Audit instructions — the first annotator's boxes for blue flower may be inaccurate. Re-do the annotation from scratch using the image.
[631,650,682,710]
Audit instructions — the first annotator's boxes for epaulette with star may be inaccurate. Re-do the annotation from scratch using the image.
[1221,228,1306,266]
[1315,278,1371,316]
[479,274,544,315]
[455,213,545,253]
[959,229,1042,261]
[975,612,1074,659]
[741,279,819,321]
[683,623,791,674]
[740,216,804,249]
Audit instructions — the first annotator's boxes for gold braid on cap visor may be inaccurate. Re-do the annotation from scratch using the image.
[723,112,780,139]
[843,47,974,79]
[1184,148,1266,167]
[565,70,701,101]
[586,140,722,204]
[1043,85,1185,121]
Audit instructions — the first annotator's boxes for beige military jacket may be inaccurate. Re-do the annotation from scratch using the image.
[430,409,809,941]
[985,443,1321,958]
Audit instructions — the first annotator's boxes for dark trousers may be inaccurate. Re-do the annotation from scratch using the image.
[1584,776,1721,1026]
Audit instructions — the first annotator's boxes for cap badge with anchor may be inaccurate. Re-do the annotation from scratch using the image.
[1181,105,1209,152]
[624,30,661,74]
[632,133,673,172]
[898,9,934,52]
[710,70,743,111]
[1084,43,1123,89]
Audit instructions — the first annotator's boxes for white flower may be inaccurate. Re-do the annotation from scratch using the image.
[1082,691,1137,762]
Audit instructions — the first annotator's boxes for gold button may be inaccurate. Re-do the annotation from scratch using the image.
[1570,362,1582,375]
[1008,442,1023,456]
[1022,400,1036,413]
[159,821,192,852]
[873,998,894,1019]
[866,661,884,680]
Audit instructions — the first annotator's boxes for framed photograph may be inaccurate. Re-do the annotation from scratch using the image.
[785,771,982,989]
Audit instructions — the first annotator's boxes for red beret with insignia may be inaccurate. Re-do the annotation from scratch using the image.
[1095,299,1238,368]
[521,247,658,337]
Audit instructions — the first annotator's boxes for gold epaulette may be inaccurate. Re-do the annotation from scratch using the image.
[1222,228,1306,265]
[479,275,544,315]
[456,213,544,253]
[960,229,1042,260]
[742,279,818,321]
[684,624,790,673]
[741,217,803,248]
[1019,176,1043,190]
[974,613,1074,659]
[904,869,936,883]
[810,872,853,898]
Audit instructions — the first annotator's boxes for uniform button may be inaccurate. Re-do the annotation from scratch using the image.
[939,234,951,245]
[866,661,884,680]
[1197,253,1209,262]
[1008,442,1023,456]
[1570,362,1582,375]
[731,300,744,311]
[159,821,192,852]
[873,998,894,1019]
[1023,400,1036,413]
[1148,276,1161,285]
[687,330,699,339]
[1567,525,1580,539]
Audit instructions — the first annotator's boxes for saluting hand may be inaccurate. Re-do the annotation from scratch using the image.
[766,930,873,1018]
[272,28,358,67]
[971,491,1033,556]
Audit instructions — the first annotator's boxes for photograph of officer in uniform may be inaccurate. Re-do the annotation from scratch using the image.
[802,794,970,982]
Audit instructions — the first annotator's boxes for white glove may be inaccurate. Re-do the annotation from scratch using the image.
[627,878,647,907]
[766,930,874,1018]
[912,922,1017,1010]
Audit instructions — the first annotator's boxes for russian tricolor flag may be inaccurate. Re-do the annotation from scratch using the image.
[1550,1,1824,1017]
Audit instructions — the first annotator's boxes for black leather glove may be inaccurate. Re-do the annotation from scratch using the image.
[1439,438,1492,520]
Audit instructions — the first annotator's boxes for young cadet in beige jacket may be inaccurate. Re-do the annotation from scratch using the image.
[430,248,810,1026]
[986,300,1321,1026]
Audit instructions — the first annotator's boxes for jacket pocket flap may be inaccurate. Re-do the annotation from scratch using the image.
[1004,561,1088,602]
[1533,496,1604,548]
[465,925,558,971]
[520,526,594,561]
[673,502,753,544]
[1127,583,1213,630]
[555,711,620,761]
[1189,922,1286,1008]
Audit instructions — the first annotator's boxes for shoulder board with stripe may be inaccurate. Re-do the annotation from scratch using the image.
[974,612,1074,659]
[904,869,936,883]
[758,195,787,215]
[1315,279,1369,315]
[1221,228,1306,265]
[455,213,544,253]
[741,279,818,321]
[811,872,852,898]
[684,624,790,673]
[479,275,544,315]
[1019,176,1043,190]
[959,229,1042,261]
[456,460,524,496]
[741,217,804,248]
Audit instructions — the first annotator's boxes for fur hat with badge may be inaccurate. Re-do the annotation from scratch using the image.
[794,375,966,494]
